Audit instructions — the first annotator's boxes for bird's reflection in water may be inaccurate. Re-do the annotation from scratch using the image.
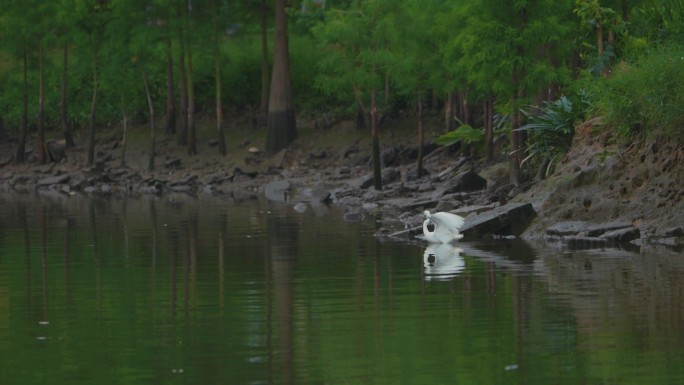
[423,243,465,281]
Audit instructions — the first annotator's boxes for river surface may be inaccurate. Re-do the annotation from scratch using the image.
[0,193,683,384]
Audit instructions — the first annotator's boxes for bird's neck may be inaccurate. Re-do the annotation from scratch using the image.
[423,220,432,237]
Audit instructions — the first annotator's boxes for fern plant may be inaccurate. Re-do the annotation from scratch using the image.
[516,95,585,178]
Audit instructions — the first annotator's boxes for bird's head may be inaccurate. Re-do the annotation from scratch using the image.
[423,210,431,218]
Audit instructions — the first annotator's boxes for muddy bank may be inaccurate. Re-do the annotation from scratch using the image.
[1,117,682,250]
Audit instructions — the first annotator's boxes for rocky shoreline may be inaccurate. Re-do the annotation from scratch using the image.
[1,120,683,251]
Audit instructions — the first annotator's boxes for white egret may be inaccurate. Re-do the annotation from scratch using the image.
[423,243,465,280]
[422,210,465,244]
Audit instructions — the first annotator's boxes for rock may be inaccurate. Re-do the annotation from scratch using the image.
[544,220,641,246]
[546,221,590,236]
[170,185,192,192]
[343,211,364,221]
[460,202,537,237]
[45,139,67,163]
[36,174,70,187]
[83,185,98,194]
[663,227,683,237]
[297,187,332,204]
[434,199,461,213]
[202,171,229,185]
[264,180,291,202]
[585,221,632,237]
[293,202,308,213]
[170,174,197,186]
[359,168,400,190]
[100,183,113,193]
[382,225,424,240]
[233,166,259,179]
[439,170,487,196]
[454,204,498,217]
[165,158,181,169]
[10,174,32,186]
[35,163,55,174]
[359,175,375,189]
[382,168,401,185]
[599,227,641,243]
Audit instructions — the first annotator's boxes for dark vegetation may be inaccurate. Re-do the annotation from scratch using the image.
[0,0,683,189]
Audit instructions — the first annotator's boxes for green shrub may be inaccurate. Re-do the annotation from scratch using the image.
[590,44,684,140]
[516,94,587,177]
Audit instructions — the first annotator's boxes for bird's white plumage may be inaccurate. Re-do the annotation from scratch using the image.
[422,210,465,243]
[423,244,465,280]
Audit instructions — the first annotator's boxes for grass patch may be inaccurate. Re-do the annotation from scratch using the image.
[589,44,684,141]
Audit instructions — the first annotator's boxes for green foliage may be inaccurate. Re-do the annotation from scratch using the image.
[516,95,586,176]
[221,38,262,109]
[435,124,485,146]
[312,0,399,110]
[589,44,684,140]
[0,0,682,155]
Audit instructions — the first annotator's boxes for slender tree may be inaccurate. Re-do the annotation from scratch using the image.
[165,38,176,136]
[258,0,270,127]
[37,45,46,164]
[266,0,297,155]
[87,44,99,167]
[14,50,29,163]
[213,0,227,155]
[5,0,40,163]
[60,44,75,148]
[56,0,76,148]
[214,41,226,155]
[74,1,110,167]
[314,0,397,189]
[120,96,129,167]
[392,0,440,178]
[185,0,197,155]
[178,38,188,146]
[142,68,156,171]
[177,4,188,147]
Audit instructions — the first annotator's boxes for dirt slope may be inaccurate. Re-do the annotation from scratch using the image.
[517,118,684,239]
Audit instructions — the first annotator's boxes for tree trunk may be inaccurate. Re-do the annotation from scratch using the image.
[120,98,128,167]
[266,0,297,155]
[186,47,197,155]
[185,0,196,155]
[371,87,381,191]
[165,38,176,135]
[87,49,98,167]
[143,68,156,171]
[509,7,527,186]
[445,91,455,133]
[484,97,494,163]
[621,0,629,21]
[38,45,46,164]
[14,50,28,163]
[597,22,604,57]
[458,89,470,126]
[258,0,270,127]
[510,82,522,187]
[384,76,390,107]
[177,29,188,146]
[0,116,5,141]
[60,44,74,148]
[416,94,424,179]
[354,85,367,130]
[215,37,226,155]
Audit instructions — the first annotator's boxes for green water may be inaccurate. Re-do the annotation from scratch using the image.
[0,193,683,385]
